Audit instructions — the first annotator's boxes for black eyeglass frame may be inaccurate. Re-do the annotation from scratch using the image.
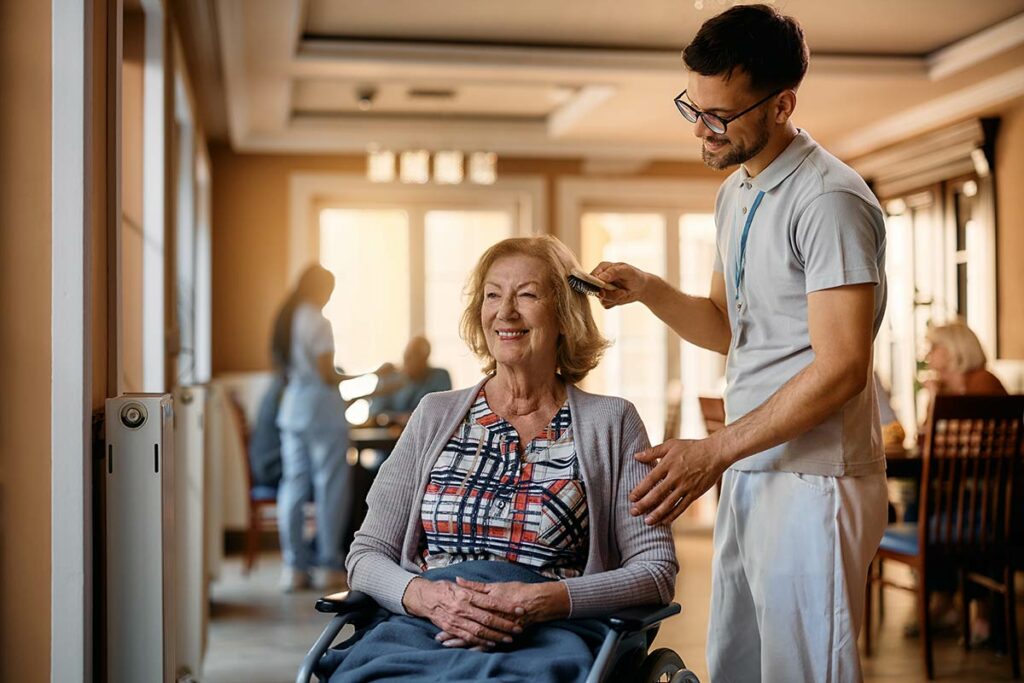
[673,89,782,135]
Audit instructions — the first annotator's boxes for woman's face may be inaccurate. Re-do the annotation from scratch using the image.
[481,255,561,374]
[926,341,954,376]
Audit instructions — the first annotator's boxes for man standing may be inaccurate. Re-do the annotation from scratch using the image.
[593,5,888,681]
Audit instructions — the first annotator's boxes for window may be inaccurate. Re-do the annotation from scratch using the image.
[425,210,513,388]
[874,173,996,442]
[319,208,411,373]
[581,212,668,441]
[678,213,725,438]
[318,206,514,382]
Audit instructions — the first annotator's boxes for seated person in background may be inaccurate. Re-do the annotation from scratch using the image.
[909,320,1008,644]
[369,336,452,426]
[922,320,1007,397]
[248,373,287,488]
[320,236,678,683]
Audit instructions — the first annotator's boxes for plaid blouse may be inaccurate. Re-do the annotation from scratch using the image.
[419,389,589,579]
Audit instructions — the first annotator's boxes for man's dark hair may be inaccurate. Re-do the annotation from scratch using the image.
[682,4,809,94]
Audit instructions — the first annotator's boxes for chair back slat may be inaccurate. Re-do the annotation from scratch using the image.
[227,393,255,494]
[920,395,1024,558]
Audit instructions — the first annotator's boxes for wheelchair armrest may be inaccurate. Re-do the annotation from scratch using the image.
[602,602,681,632]
[315,589,380,615]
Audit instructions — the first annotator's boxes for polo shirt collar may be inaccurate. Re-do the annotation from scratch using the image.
[741,129,816,193]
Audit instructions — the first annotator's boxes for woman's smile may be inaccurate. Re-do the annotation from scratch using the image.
[496,328,529,341]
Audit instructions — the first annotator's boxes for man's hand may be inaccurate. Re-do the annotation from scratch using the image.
[590,262,653,309]
[402,578,524,649]
[629,439,730,525]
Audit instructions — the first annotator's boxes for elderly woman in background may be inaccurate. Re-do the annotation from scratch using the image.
[319,236,678,683]
[915,320,1008,645]
[923,321,1007,397]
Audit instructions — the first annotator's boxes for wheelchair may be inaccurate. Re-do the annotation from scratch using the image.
[297,590,700,683]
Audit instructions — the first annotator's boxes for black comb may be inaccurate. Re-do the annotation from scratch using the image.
[568,269,617,297]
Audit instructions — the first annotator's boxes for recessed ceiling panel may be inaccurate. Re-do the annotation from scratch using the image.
[292,79,568,118]
[304,0,1024,55]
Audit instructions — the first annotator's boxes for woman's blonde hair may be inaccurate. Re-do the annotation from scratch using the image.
[925,320,988,374]
[459,235,610,383]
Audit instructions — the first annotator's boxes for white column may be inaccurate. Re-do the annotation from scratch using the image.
[51,0,92,679]
[142,1,166,391]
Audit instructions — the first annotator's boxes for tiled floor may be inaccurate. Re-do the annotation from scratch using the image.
[203,530,1021,682]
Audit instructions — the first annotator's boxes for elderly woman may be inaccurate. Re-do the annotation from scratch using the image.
[923,321,1007,397]
[320,236,678,682]
[914,321,1007,645]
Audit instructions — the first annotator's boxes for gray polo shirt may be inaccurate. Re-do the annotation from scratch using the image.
[712,130,887,476]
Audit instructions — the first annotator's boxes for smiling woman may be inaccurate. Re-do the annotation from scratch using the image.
[460,236,611,386]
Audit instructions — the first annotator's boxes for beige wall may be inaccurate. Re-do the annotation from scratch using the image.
[210,147,718,374]
[996,102,1024,359]
[0,0,52,679]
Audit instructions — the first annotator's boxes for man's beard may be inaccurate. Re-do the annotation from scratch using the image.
[701,113,770,170]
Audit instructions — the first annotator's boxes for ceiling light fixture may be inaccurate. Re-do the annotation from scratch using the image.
[366,148,396,183]
[400,150,431,184]
[367,149,498,185]
[356,85,377,111]
[433,150,464,185]
[468,152,497,185]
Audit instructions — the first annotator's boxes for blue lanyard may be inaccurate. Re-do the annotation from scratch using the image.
[734,190,766,301]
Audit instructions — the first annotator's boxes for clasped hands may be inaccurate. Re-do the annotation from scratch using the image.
[402,576,569,650]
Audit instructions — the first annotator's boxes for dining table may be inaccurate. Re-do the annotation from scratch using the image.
[343,424,404,552]
[884,441,922,524]
[884,442,922,479]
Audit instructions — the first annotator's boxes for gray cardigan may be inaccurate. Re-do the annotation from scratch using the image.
[346,379,679,618]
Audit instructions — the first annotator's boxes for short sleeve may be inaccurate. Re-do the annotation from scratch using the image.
[795,191,884,294]
[308,313,335,357]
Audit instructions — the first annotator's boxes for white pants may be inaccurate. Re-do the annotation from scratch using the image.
[278,427,351,572]
[707,469,888,683]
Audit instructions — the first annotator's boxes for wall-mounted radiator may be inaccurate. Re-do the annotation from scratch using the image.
[105,394,175,682]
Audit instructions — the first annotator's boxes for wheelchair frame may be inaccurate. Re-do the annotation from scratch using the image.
[296,590,693,683]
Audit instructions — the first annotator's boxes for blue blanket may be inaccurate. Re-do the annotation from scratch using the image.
[318,561,604,683]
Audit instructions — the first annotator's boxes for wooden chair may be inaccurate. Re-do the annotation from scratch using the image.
[864,394,1024,679]
[698,396,725,436]
[699,396,726,498]
[226,395,280,575]
[663,380,683,440]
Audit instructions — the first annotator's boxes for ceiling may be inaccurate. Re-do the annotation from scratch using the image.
[180,0,1024,161]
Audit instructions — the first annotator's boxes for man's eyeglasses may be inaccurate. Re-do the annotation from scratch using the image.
[673,89,781,135]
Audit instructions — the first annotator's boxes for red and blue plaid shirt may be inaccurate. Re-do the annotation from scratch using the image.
[420,389,589,579]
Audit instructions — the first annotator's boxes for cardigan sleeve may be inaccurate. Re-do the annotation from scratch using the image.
[561,403,679,617]
[345,397,434,614]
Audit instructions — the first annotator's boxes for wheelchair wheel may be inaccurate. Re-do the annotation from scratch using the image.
[636,647,693,683]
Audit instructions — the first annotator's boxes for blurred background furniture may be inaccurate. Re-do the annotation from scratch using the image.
[663,380,683,440]
[227,395,281,575]
[698,396,725,437]
[864,394,1024,679]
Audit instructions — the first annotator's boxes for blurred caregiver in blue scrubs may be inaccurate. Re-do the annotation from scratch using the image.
[272,264,352,592]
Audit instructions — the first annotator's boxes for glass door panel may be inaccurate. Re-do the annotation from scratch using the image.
[319,208,410,373]
[424,209,514,389]
[678,213,725,438]
[581,212,667,442]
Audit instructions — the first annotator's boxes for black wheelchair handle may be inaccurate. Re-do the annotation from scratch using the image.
[315,589,380,614]
[604,602,681,632]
